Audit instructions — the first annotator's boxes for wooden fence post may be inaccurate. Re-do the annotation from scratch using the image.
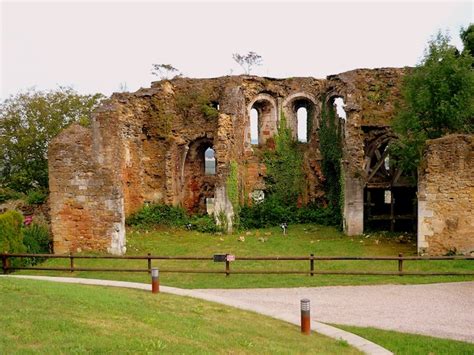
[398,253,403,275]
[310,254,314,277]
[147,253,152,273]
[69,252,74,272]
[225,259,230,277]
[2,252,8,274]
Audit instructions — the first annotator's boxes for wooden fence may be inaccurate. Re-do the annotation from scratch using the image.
[2,252,473,277]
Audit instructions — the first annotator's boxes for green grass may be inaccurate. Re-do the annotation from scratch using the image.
[333,324,474,354]
[16,224,474,288]
[0,277,360,354]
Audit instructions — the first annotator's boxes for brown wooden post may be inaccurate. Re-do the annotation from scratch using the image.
[147,253,152,273]
[398,253,403,275]
[69,252,74,272]
[310,254,314,277]
[225,260,230,277]
[2,252,8,274]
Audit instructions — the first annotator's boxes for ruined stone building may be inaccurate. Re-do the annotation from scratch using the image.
[48,68,473,256]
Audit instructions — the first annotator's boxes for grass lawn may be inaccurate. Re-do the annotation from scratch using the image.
[333,324,474,354]
[16,224,474,288]
[0,277,359,354]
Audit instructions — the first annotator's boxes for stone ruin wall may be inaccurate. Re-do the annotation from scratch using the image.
[48,67,472,256]
[418,135,474,255]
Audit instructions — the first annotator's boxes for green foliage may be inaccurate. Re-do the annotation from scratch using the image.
[126,203,219,233]
[0,87,104,192]
[239,199,337,229]
[23,223,51,254]
[461,23,474,57]
[320,95,343,225]
[0,211,26,268]
[126,204,189,227]
[26,188,47,205]
[175,89,218,120]
[263,113,303,205]
[0,187,23,203]
[392,31,474,172]
[226,161,240,224]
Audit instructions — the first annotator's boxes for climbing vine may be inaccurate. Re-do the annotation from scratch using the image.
[226,160,240,224]
[319,94,343,225]
[263,112,304,206]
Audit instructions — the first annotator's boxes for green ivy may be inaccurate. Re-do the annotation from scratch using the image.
[319,95,343,226]
[263,112,304,206]
[226,161,240,225]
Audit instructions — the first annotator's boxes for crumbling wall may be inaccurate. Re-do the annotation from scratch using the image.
[418,134,474,255]
[326,68,406,235]
[48,123,125,255]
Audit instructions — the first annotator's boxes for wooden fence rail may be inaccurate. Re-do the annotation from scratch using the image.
[2,252,473,277]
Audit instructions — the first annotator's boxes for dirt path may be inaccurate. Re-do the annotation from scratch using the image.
[195,282,474,343]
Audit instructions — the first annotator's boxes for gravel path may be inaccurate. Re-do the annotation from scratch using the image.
[195,282,474,343]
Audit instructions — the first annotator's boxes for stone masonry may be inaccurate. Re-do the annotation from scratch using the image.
[418,135,473,255]
[48,68,472,255]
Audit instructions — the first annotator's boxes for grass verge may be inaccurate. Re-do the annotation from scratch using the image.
[333,324,474,354]
[16,224,474,288]
[0,277,359,354]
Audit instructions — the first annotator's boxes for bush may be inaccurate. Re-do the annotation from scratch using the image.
[0,210,26,268]
[239,198,338,229]
[126,204,189,227]
[126,203,221,233]
[0,187,23,203]
[22,222,51,265]
[26,189,47,205]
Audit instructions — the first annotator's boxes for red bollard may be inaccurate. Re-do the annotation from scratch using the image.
[301,298,311,335]
[151,268,160,294]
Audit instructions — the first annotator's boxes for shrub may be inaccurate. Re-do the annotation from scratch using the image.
[0,210,26,268]
[239,198,338,229]
[0,187,23,203]
[126,203,221,233]
[189,215,219,233]
[22,222,51,265]
[126,204,189,227]
[26,189,47,205]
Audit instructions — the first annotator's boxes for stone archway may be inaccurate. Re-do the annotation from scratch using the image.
[183,137,217,214]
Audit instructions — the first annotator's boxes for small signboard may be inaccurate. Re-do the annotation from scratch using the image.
[213,254,227,262]
[226,254,235,262]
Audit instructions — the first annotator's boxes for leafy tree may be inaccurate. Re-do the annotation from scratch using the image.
[391,31,474,173]
[0,87,104,192]
[151,64,181,80]
[232,52,263,74]
[461,24,474,57]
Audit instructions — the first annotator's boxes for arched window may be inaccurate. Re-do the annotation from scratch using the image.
[297,107,308,142]
[334,97,347,120]
[250,108,259,145]
[204,147,216,175]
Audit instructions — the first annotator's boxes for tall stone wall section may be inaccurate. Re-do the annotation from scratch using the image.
[418,134,474,255]
[48,123,126,255]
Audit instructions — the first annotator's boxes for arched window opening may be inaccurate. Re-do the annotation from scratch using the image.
[334,97,347,120]
[297,107,308,142]
[250,108,259,145]
[204,147,216,175]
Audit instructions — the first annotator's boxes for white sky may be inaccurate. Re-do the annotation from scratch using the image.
[1,1,472,99]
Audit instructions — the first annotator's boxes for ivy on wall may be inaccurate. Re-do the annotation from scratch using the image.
[319,94,343,225]
[263,112,304,206]
[226,160,240,225]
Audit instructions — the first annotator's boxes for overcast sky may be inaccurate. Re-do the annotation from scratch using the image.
[1,1,472,99]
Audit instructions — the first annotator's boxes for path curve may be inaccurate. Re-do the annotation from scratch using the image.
[1,275,391,355]
[196,282,474,343]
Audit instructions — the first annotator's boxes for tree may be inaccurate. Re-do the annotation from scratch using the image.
[0,87,104,192]
[391,31,474,173]
[461,24,474,57]
[151,64,181,80]
[232,51,263,75]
